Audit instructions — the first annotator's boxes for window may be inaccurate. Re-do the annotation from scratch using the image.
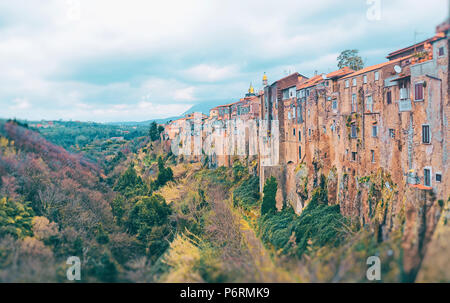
[415,83,424,101]
[389,129,395,138]
[363,75,367,84]
[371,150,375,163]
[299,131,301,142]
[351,152,357,161]
[288,112,291,119]
[438,47,444,56]
[351,94,357,112]
[374,71,379,81]
[345,80,349,88]
[372,125,378,137]
[366,95,373,112]
[436,173,442,183]
[308,129,311,137]
[399,82,408,100]
[299,146,302,160]
[352,78,356,86]
[292,107,296,120]
[424,168,431,187]
[387,91,392,104]
[282,89,289,100]
[297,103,303,123]
[422,125,430,144]
[332,99,338,110]
[293,128,296,136]
[351,123,357,138]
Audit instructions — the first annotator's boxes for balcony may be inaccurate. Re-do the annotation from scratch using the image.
[398,99,412,112]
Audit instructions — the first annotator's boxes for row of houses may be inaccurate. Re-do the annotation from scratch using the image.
[163,21,449,219]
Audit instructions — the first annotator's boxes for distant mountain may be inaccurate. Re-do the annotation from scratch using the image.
[182,99,232,116]
[107,99,233,126]
[107,116,180,126]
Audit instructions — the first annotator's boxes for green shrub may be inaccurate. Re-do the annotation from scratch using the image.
[261,177,277,216]
[258,179,348,258]
[233,176,260,210]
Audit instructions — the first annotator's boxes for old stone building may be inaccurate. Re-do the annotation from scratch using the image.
[163,21,449,248]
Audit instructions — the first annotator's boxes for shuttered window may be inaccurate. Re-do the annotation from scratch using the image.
[415,83,424,101]
[422,125,430,143]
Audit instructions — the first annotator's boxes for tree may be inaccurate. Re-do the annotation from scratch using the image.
[95,223,110,244]
[0,197,35,239]
[149,122,163,141]
[155,156,173,188]
[337,49,364,71]
[114,165,148,197]
[126,194,173,261]
[261,177,277,216]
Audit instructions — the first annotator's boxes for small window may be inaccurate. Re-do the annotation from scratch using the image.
[438,47,444,56]
[372,125,378,137]
[351,94,357,112]
[415,83,424,101]
[332,99,338,110]
[400,87,409,100]
[371,150,375,163]
[374,71,379,81]
[351,123,357,138]
[299,146,302,160]
[424,168,431,187]
[363,75,367,84]
[422,125,430,144]
[293,128,296,136]
[299,131,301,142]
[387,91,392,104]
[308,129,311,137]
[389,129,395,138]
[366,96,373,112]
[436,173,442,183]
[351,152,357,161]
[345,80,349,88]
[352,78,356,86]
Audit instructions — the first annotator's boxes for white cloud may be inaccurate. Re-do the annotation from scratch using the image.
[174,87,196,101]
[183,64,239,82]
[0,0,446,121]
[9,98,31,110]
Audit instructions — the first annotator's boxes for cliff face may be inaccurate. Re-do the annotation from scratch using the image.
[162,27,449,282]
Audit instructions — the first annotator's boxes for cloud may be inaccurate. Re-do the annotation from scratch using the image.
[0,0,446,122]
[9,98,31,110]
[183,64,239,82]
[174,87,196,101]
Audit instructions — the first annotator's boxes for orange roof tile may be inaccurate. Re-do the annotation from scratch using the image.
[326,66,354,79]
[296,75,324,90]
[341,55,412,80]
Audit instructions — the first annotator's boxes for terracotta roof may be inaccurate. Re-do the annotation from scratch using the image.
[326,66,354,79]
[387,33,445,59]
[296,75,325,90]
[341,55,412,80]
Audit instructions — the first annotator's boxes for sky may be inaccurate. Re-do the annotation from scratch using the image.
[0,0,447,122]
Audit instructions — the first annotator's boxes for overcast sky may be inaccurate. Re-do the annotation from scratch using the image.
[0,0,447,122]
